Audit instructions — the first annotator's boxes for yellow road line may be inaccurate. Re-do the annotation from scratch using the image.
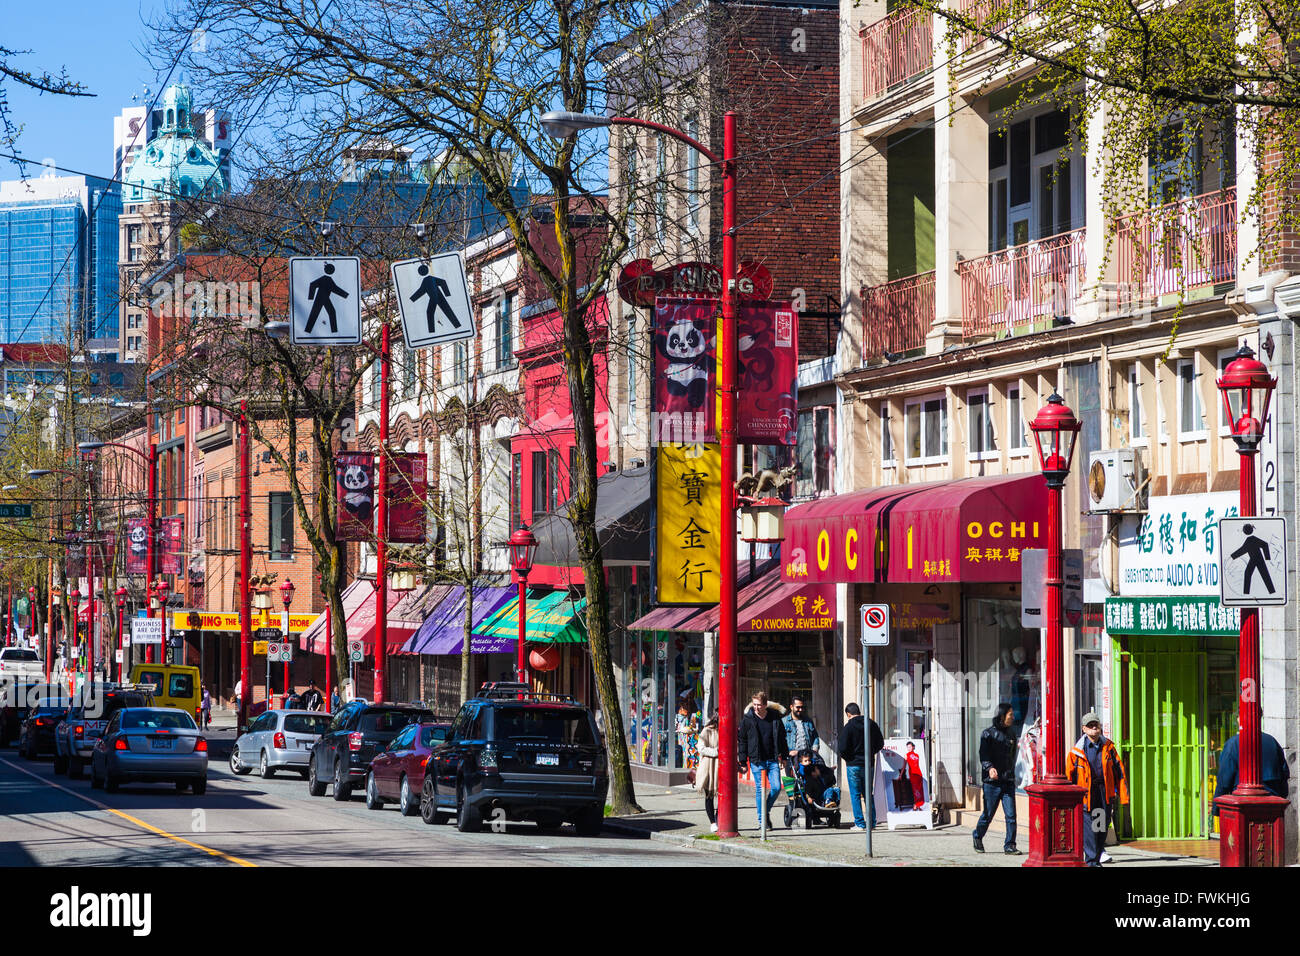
[1,757,256,867]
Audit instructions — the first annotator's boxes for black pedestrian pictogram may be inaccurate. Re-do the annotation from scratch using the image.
[1231,524,1276,595]
[410,264,460,331]
[304,263,350,334]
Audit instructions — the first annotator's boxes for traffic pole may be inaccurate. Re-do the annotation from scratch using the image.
[374,323,390,704]
[238,402,252,729]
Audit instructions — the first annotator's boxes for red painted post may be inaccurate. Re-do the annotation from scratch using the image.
[238,402,252,729]
[322,574,332,708]
[375,323,390,704]
[85,462,95,681]
[145,443,157,665]
[517,577,528,686]
[1237,450,1263,795]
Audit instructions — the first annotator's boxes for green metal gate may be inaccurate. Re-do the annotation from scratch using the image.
[1119,636,1207,839]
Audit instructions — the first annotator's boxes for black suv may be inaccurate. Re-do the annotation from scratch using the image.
[418,682,608,835]
[307,701,434,800]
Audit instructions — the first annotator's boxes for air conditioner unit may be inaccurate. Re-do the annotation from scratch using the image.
[1087,449,1142,512]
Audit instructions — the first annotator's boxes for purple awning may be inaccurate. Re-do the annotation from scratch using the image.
[401,586,516,655]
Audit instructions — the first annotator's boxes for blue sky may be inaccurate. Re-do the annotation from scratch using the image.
[4,2,165,182]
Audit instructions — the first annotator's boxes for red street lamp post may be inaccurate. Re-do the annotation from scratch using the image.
[68,587,81,694]
[541,108,740,833]
[1025,392,1085,867]
[115,586,127,683]
[152,579,169,664]
[238,401,252,730]
[319,573,331,707]
[280,578,295,702]
[509,525,539,687]
[28,585,37,647]
[1214,345,1289,866]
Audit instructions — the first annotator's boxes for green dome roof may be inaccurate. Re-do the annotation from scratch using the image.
[124,83,227,204]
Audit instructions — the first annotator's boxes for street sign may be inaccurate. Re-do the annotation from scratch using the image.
[390,254,475,349]
[860,604,890,646]
[131,618,163,645]
[267,642,281,661]
[253,640,269,656]
[1020,549,1084,628]
[1219,517,1288,607]
[0,503,32,518]
[347,639,364,662]
[289,256,362,346]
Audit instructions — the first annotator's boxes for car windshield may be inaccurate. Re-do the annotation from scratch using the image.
[420,725,449,747]
[1,649,39,661]
[284,714,331,735]
[360,710,432,734]
[121,710,197,730]
[492,707,596,745]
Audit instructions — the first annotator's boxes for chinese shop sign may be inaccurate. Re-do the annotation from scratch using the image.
[741,581,836,631]
[655,443,721,605]
[1118,493,1238,597]
[1104,596,1241,637]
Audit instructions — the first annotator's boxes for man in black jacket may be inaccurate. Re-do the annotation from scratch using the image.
[972,702,1019,854]
[737,691,787,830]
[838,703,884,830]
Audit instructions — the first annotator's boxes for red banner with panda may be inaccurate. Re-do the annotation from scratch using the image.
[336,451,375,541]
[125,518,150,574]
[652,297,717,445]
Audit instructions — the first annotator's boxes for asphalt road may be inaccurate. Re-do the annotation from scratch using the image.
[0,732,743,867]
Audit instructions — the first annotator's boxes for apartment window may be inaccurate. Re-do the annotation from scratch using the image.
[685,110,701,232]
[880,403,896,466]
[796,406,834,498]
[623,134,637,247]
[905,395,948,463]
[1129,366,1146,441]
[452,341,468,383]
[495,293,514,369]
[531,451,547,520]
[400,342,415,397]
[510,453,522,531]
[988,108,1077,250]
[547,449,561,511]
[268,492,294,560]
[626,316,637,412]
[1178,358,1206,438]
[655,133,668,244]
[1008,385,1028,452]
[967,388,997,459]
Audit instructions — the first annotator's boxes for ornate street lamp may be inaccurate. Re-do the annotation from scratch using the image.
[1215,345,1287,866]
[1025,393,1084,867]
[280,578,296,703]
[509,525,539,686]
[115,586,127,682]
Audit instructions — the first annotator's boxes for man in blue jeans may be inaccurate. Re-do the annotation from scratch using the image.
[838,702,884,830]
[737,691,788,829]
[973,702,1020,854]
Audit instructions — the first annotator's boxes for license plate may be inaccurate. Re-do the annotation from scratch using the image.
[299,740,312,749]
[536,753,559,767]
[151,738,172,750]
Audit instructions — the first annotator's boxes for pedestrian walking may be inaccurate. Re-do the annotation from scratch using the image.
[1065,712,1129,867]
[234,678,242,710]
[200,685,212,730]
[972,702,1019,854]
[838,702,883,831]
[782,696,819,765]
[694,714,720,832]
[301,680,324,712]
[737,691,787,830]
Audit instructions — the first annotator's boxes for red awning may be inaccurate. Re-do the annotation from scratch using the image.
[783,474,1048,585]
[629,565,835,633]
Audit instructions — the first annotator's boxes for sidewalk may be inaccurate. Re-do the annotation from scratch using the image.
[604,785,1219,867]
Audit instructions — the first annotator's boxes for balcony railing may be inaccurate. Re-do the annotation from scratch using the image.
[863,271,935,361]
[1114,186,1237,309]
[861,9,934,101]
[954,0,1011,52]
[959,228,1086,338]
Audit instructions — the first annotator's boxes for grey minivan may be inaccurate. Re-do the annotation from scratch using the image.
[231,709,332,778]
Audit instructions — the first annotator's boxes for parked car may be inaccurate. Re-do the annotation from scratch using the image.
[90,707,208,794]
[54,685,155,777]
[365,720,452,815]
[19,698,71,758]
[418,682,608,835]
[232,709,333,779]
[0,647,44,679]
[307,701,434,801]
[2,679,63,748]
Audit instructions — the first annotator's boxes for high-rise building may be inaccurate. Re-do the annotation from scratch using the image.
[0,173,121,347]
[115,99,232,184]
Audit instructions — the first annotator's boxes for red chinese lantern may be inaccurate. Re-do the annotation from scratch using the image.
[529,644,561,672]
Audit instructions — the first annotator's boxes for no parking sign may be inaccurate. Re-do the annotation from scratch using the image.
[860,604,890,646]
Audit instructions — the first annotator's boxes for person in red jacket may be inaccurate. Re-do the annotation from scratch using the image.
[904,741,926,810]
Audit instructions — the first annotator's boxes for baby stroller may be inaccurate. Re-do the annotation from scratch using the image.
[782,753,842,829]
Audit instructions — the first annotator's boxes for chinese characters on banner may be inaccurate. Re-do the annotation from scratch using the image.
[159,516,184,575]
[651,298,717,445]
[387,452,428,544]
[335,451,375,542]
[656,443,722,605]
[1118,492,1238,596]
[736,302,798,445]
[125,517,150,574]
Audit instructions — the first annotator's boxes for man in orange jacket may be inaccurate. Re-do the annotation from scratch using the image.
[1066,712,1129,867]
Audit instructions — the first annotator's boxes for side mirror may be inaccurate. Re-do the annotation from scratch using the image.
[237,725,248,735]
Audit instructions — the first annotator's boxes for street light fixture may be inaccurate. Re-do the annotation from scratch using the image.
[509,524,539,686]
[279,578,296,705]
[1215,345,1287,866]
[115,585,127,682]
[264,321,290,338]
[1024,392,1084,866]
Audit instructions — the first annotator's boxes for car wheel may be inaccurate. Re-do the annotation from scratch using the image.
[53,751,67,775]
[420,774,439,825]
[399,775,418,817]
[68,755,83,780]
[259,751,275,779]
[230,746,251,776]
[332,757,351,801]
[365,771,384,810]
[192,778,207,796]
[455,780,481,833]
[307,757,326,797]
[104,773,120,794]
[573,806,602,837]
[90,760,103,789]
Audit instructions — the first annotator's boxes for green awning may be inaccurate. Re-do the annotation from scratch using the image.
[473,589,589,644]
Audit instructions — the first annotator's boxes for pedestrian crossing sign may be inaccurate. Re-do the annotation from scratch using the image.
[390,254,476,349]
[1219,517,1288,607]
[289,256,363,345]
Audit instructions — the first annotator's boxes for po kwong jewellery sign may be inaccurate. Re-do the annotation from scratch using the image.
[1118,492,1239,597]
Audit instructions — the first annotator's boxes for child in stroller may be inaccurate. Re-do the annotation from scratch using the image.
[783,749,843,829]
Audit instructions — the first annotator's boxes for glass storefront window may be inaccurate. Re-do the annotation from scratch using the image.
[870,622,933,740]
[622,629,704,770]
[965,598,1041,793]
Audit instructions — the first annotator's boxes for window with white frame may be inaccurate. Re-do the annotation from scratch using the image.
[655,133,668,244]
[685,109,701,232]
[967,388,997,458]
[1008,384,1028,452]
[1217,348,1237,433]
[1129,365,1146,442]
[905,395,948,463]
[880,402,895,466]
[495,292,515,369]
[627,315,637,413]
[796,406,834,497]
[623,133,637,248]
[1177,357,1206,438]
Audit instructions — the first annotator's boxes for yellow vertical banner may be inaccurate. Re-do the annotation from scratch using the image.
[656,443,723,605]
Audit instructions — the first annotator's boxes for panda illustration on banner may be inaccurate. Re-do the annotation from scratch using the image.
[655,310,715,414]
[340,462,373,525]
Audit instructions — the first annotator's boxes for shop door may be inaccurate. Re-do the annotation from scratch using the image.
[1123,637,1207,839]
